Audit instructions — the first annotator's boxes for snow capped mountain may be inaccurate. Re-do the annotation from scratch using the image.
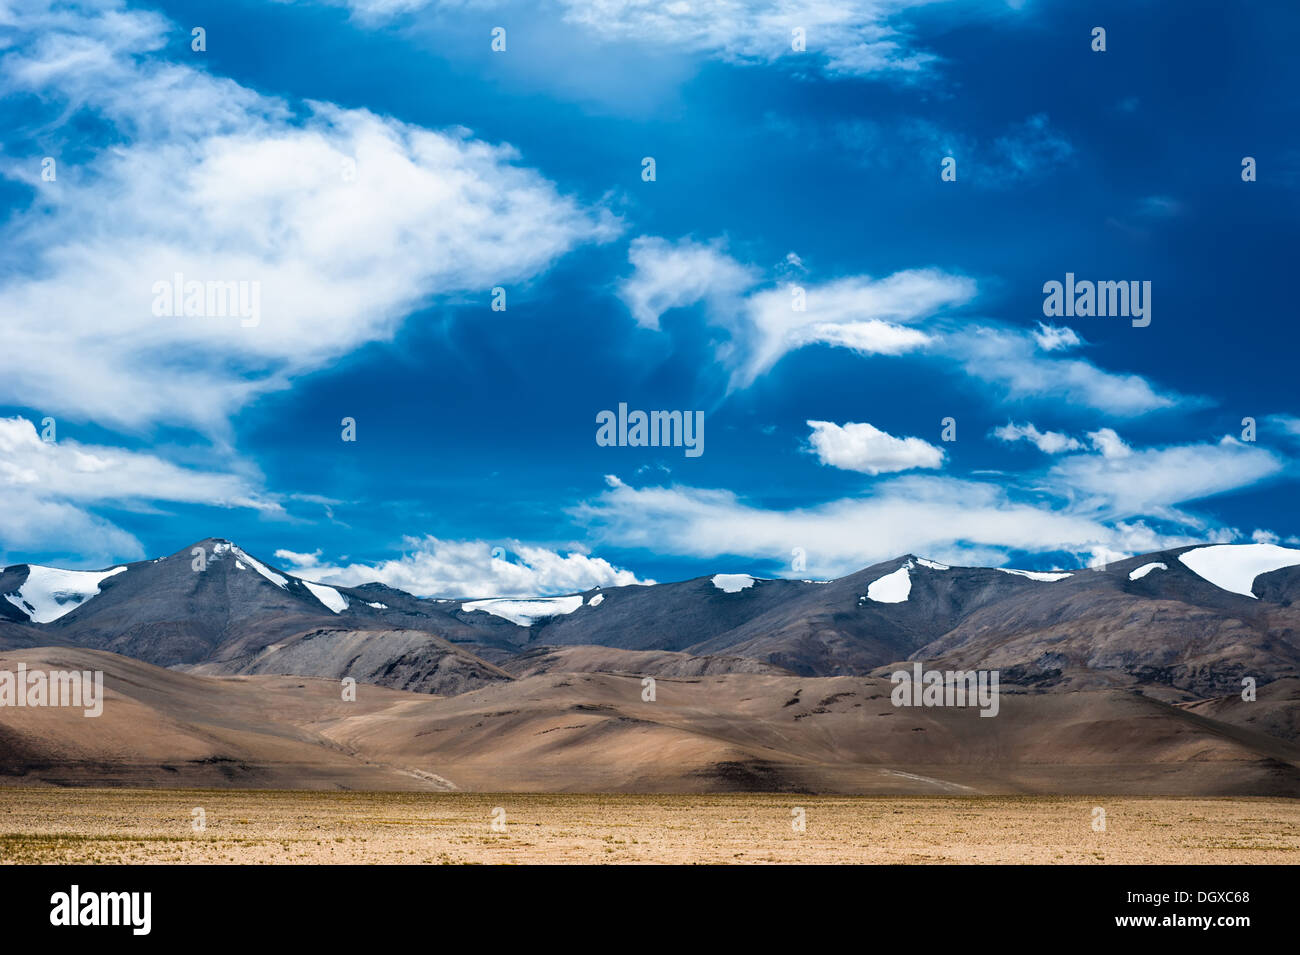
[2,539,1299,697]
[211,540,288,588]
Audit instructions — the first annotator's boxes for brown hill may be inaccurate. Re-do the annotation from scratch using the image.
[2,647,1297,796]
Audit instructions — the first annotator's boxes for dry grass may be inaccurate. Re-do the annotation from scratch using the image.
[1,788,1297,864]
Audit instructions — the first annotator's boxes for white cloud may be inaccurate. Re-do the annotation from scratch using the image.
[807,420,944,474]
[329,0,971,78]
[0,416,275,565]
[993,422,1083,454]
[275,536,652,598]
[939,326,1184,416]
[619,236,972,387]
[573,473,1216,579]
[1266,414,1300,439]
[575,422,1288,576]
[738,270,970,385]
[0,0,618,432]
[620,236,1186,415]
[1086,427,1130,459]
[618,236,758,330]
[1049,433,1284,522]
[1033,322,1082,352]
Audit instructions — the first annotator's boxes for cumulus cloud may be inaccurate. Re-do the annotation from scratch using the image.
[0,0,617,432]
[0,417,275,565]
[275,536,652,598]
[993,422,1083,454]
[807,420,945,474]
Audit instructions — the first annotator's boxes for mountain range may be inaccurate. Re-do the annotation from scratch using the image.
[4,537,1300,795]
[3,537,1299,698]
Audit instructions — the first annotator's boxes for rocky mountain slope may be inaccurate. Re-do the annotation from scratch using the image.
[3,538,1299,698]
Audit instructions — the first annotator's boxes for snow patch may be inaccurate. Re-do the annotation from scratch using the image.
[915,557,949,570]
[366,601,388,609]
[303,580,349,614]
[208,541,288,589]
[1178,543,1300,598]
[1128,562,1167,581]
[4,565,127,623]
[461,596,583,626]
[588,593,605,607]
[233,546,287,589]
[711,574,755,593]
[866,562,912,603]
[998,568,1072,582]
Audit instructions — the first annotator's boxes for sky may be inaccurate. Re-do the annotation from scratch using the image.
[1,0,1298,596]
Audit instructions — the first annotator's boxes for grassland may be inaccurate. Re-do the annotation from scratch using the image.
[1,788,1297,864]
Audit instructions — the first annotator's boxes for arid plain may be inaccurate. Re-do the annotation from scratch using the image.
[1,789,1297,864]
[3,646,1299,863]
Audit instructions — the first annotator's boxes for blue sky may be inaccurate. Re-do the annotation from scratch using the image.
[2,0,1298,596]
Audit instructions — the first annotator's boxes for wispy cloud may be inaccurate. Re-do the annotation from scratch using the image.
[324,0,982,78]
[0,416,275,564]
[823,112,1074,186]
[993,421,1084,454]
[618,235,1189,415]
[937,326,1186,416]
[574,471,1236,578]
[619,236,758,331]
[572,429,1283,576]
[1047,432,1285,524]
